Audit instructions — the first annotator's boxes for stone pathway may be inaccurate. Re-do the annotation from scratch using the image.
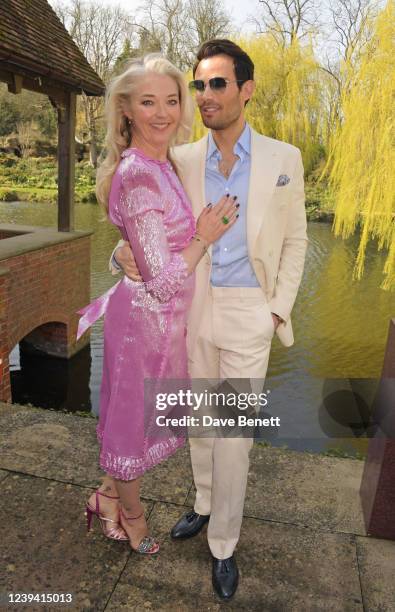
[1,402,394,611]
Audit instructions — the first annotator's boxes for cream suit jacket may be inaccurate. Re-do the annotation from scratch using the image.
[171,127,308,353]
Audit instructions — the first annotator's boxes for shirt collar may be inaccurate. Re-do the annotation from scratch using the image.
[206,122,251,162]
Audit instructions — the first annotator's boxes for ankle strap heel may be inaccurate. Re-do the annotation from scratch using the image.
[119,508,159,555]
[85,489,128,542]
[120,508,144,521]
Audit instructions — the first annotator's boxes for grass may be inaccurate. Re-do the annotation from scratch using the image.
[0,186,97,204]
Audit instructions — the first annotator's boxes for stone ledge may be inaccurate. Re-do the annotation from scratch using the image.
[0,223,92,261]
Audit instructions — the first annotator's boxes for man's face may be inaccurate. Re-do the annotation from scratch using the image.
[193,54,253,131]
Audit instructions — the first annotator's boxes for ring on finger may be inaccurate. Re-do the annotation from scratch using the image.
[222,215,229,225]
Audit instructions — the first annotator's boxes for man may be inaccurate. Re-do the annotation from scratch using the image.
[112,39,307,599]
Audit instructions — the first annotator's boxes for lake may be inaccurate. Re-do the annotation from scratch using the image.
[2,200,393,456]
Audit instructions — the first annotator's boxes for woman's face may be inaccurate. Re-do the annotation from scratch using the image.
[126,73,181,151]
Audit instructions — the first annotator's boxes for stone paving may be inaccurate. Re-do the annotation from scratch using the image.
[1,402,394,611]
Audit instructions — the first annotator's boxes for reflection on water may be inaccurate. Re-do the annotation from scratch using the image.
[2,201,394,455]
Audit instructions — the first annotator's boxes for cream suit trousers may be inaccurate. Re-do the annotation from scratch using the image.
[188,286,274,560]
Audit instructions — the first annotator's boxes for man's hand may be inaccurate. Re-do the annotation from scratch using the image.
[114,243,142,281]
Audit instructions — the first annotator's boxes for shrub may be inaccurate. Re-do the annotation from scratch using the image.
[0,190,19,201]
[0,156,17,168]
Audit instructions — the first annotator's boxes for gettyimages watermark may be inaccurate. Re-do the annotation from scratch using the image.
[143,377,395,442]
[144,378,278,439]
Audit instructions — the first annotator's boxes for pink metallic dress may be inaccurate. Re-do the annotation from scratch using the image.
[80,148,196,480]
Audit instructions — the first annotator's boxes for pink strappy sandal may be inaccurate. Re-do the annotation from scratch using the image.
[85,490,128,541]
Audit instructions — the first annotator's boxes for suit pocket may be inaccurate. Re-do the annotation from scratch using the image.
[255,300,275,341]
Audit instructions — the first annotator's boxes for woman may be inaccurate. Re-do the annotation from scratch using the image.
[78,54,238,554]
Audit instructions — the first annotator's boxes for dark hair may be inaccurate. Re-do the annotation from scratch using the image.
[193,39,254,86]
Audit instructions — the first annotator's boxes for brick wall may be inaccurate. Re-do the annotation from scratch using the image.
[0,235,91,402]
[0,269,11,402]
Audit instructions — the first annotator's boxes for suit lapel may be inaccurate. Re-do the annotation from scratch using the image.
[176,136,211,257]
[177,136,207,218]
[247,129,282,256]
[177,129,282,261]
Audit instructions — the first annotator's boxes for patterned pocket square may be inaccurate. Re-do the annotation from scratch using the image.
[276,174,290,186]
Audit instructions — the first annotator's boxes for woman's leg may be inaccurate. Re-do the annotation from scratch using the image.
[114,477,152,549]
[100,474,118,495]
[87,474,120,521]
[86,474,128,540]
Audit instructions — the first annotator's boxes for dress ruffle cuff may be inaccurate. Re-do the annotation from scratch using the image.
[144,252,189,302]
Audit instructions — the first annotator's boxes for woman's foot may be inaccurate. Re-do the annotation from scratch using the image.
[119,506,159,554]
[86,488,128,541]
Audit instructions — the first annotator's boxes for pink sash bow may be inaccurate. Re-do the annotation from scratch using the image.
[76,280,122,340]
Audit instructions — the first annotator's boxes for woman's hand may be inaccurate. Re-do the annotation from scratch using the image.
[196,195,239,245]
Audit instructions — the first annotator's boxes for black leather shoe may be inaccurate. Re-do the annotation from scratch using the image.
[170,510,210,539]
[212,555,239,600]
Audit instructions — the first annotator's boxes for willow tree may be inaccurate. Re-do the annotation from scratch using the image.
[242,36,324,174]
[188,35,324,172]
[327,1,394,290]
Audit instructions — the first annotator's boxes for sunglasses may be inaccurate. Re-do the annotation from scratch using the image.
[188,77,245,93]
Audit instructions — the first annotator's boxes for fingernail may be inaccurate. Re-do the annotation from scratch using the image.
[225,193,230,198]
[236,203,240,208]
[236,213,239,218]
[207,202,212,207]
[232,195,238,200]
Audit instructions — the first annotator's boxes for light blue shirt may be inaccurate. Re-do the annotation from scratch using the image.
[205,123,259,287]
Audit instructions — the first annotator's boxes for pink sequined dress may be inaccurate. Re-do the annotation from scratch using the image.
[96,148,195,480]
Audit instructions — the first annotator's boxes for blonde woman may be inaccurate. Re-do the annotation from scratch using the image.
[78,54,238,554]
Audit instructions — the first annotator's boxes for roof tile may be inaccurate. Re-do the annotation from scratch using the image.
[0,0,105,95]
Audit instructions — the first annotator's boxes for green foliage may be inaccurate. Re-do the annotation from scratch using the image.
[0,97,20,136]
[322,447,365,461]
[0,85,57,140]
[0,156,97,203]
[113,40,136,75]
[0,189,18,202]
[305,181,335,220]
[326,0,395,290]
[0,156,17,168]
[80,190,97,203]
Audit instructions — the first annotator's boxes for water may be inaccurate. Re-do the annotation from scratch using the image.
[2,200,394,455]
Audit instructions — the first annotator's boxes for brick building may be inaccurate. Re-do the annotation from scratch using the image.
[0,0,105,402]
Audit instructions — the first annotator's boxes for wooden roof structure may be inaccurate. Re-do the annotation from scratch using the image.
[0,0,105,231]
[0,0,104,96]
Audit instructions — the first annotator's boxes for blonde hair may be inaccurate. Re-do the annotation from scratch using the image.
[96,53,194,214]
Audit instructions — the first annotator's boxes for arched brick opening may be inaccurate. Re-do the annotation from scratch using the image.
[9,320,92,410]
[20,321,69,358]
[0,232,92,404]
